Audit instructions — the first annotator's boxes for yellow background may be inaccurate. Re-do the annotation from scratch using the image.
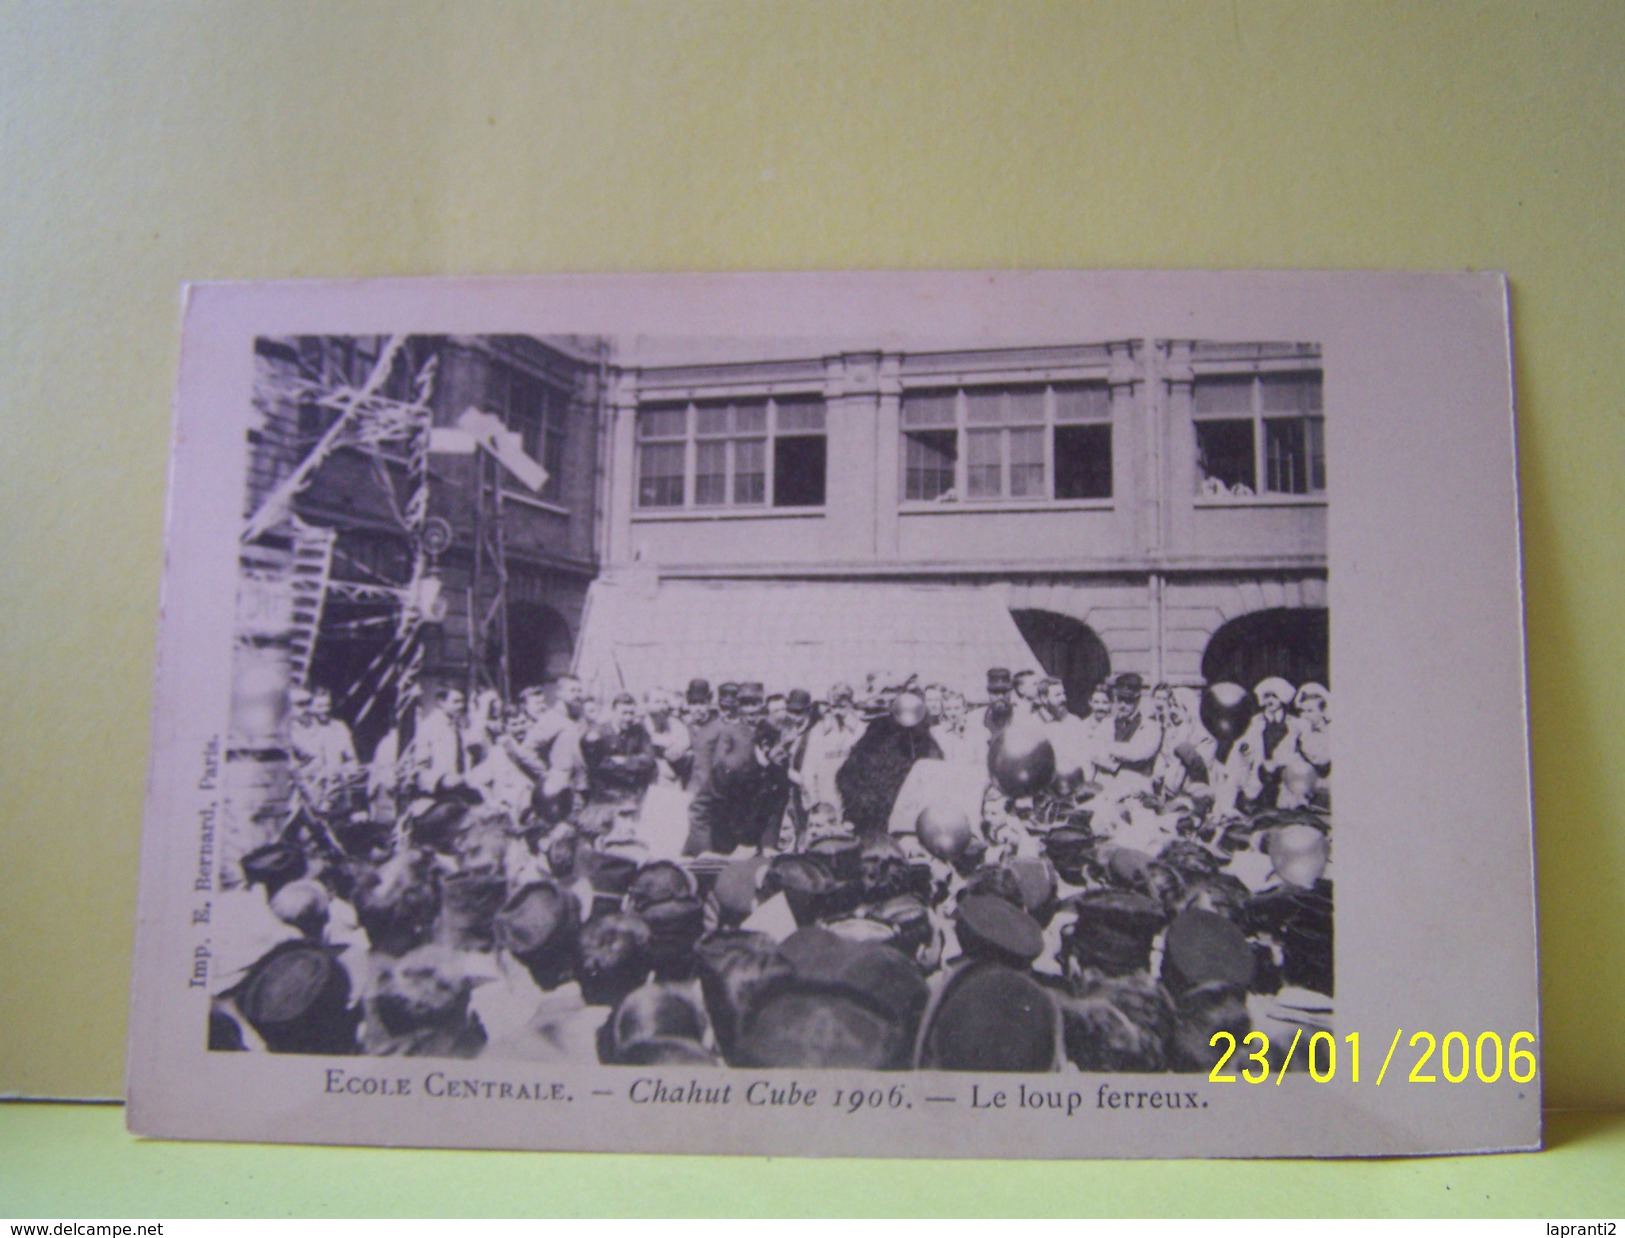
[1,0,1621,1214]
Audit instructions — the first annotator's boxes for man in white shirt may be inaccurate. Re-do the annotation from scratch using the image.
[289,687,359,814]
[644,688,693,787]
[1037,678,1094,786]
[412,685,471,801]
[798,682,862,825]
[507,676,590,820]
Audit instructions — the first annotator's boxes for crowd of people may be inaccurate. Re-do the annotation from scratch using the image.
[210,663,1333,1074]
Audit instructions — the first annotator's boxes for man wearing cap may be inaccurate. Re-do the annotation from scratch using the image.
[474,881,606,1062]
[737,681,767,725]
[917,961,1064,1073]
[361,944,488,1059]
[1097,674,1163,795]
[683,688,764,856]
[978,667,1016,744]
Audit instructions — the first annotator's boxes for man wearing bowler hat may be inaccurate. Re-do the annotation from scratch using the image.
[1100,673,1163,794]
[684,679,722,791]
[768,688,816,848]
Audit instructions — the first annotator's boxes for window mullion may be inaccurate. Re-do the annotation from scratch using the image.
[955,389,968,498]
[765,398,776,508]
[1044,385,1056,500]
[1253,376,1266,495]
[684,402,697,509]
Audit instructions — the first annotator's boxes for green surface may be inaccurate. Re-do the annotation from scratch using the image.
[1,2,1623,1208]
[1,1104,1622,1217]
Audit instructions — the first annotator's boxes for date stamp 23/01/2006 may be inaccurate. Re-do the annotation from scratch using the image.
[1209,1030,1538,1086]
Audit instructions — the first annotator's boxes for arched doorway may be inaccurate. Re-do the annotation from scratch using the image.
[1201,607,1329,691]
[506,602,574,693]
[1011,609,1111,716]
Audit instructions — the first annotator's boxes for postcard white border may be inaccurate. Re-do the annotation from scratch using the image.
[127,270,1539,1158]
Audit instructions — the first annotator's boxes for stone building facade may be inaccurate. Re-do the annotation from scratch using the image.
[578,339,1328,708]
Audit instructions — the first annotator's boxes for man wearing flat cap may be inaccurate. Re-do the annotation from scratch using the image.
[684,688,764,856]
[978,667,1016,744]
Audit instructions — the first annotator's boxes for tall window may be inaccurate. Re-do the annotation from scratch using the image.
[900,382,1112,503]
[494,365,568,503]
[636,396,827,510]
[1193,370,1324,499]
[901,390,957,501]
[636,406,687,508]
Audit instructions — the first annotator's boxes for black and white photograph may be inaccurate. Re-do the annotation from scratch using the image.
[127,271,1536,1158]
[214,330,1333,1076]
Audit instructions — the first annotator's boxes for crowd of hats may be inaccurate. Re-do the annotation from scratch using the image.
[215,675,1334,1072]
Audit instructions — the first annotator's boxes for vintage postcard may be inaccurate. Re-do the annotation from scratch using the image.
[126,271,1539,1157]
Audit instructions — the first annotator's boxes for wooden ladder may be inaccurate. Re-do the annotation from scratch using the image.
[287,521,337,689]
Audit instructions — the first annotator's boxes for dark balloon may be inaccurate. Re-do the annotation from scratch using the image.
[988,721,1057,798]
[1201,682,1253,743]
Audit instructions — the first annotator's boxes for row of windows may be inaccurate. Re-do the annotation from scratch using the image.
[633,373,1324,510]
[637,397,827,509]
[901,383,1113,502]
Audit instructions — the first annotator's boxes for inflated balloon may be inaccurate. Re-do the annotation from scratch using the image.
[1277,761,1319,809]
[915,802,974,863]
[988,720,1057,798]
[1200,682,1253,743]
[708,723,759,791]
